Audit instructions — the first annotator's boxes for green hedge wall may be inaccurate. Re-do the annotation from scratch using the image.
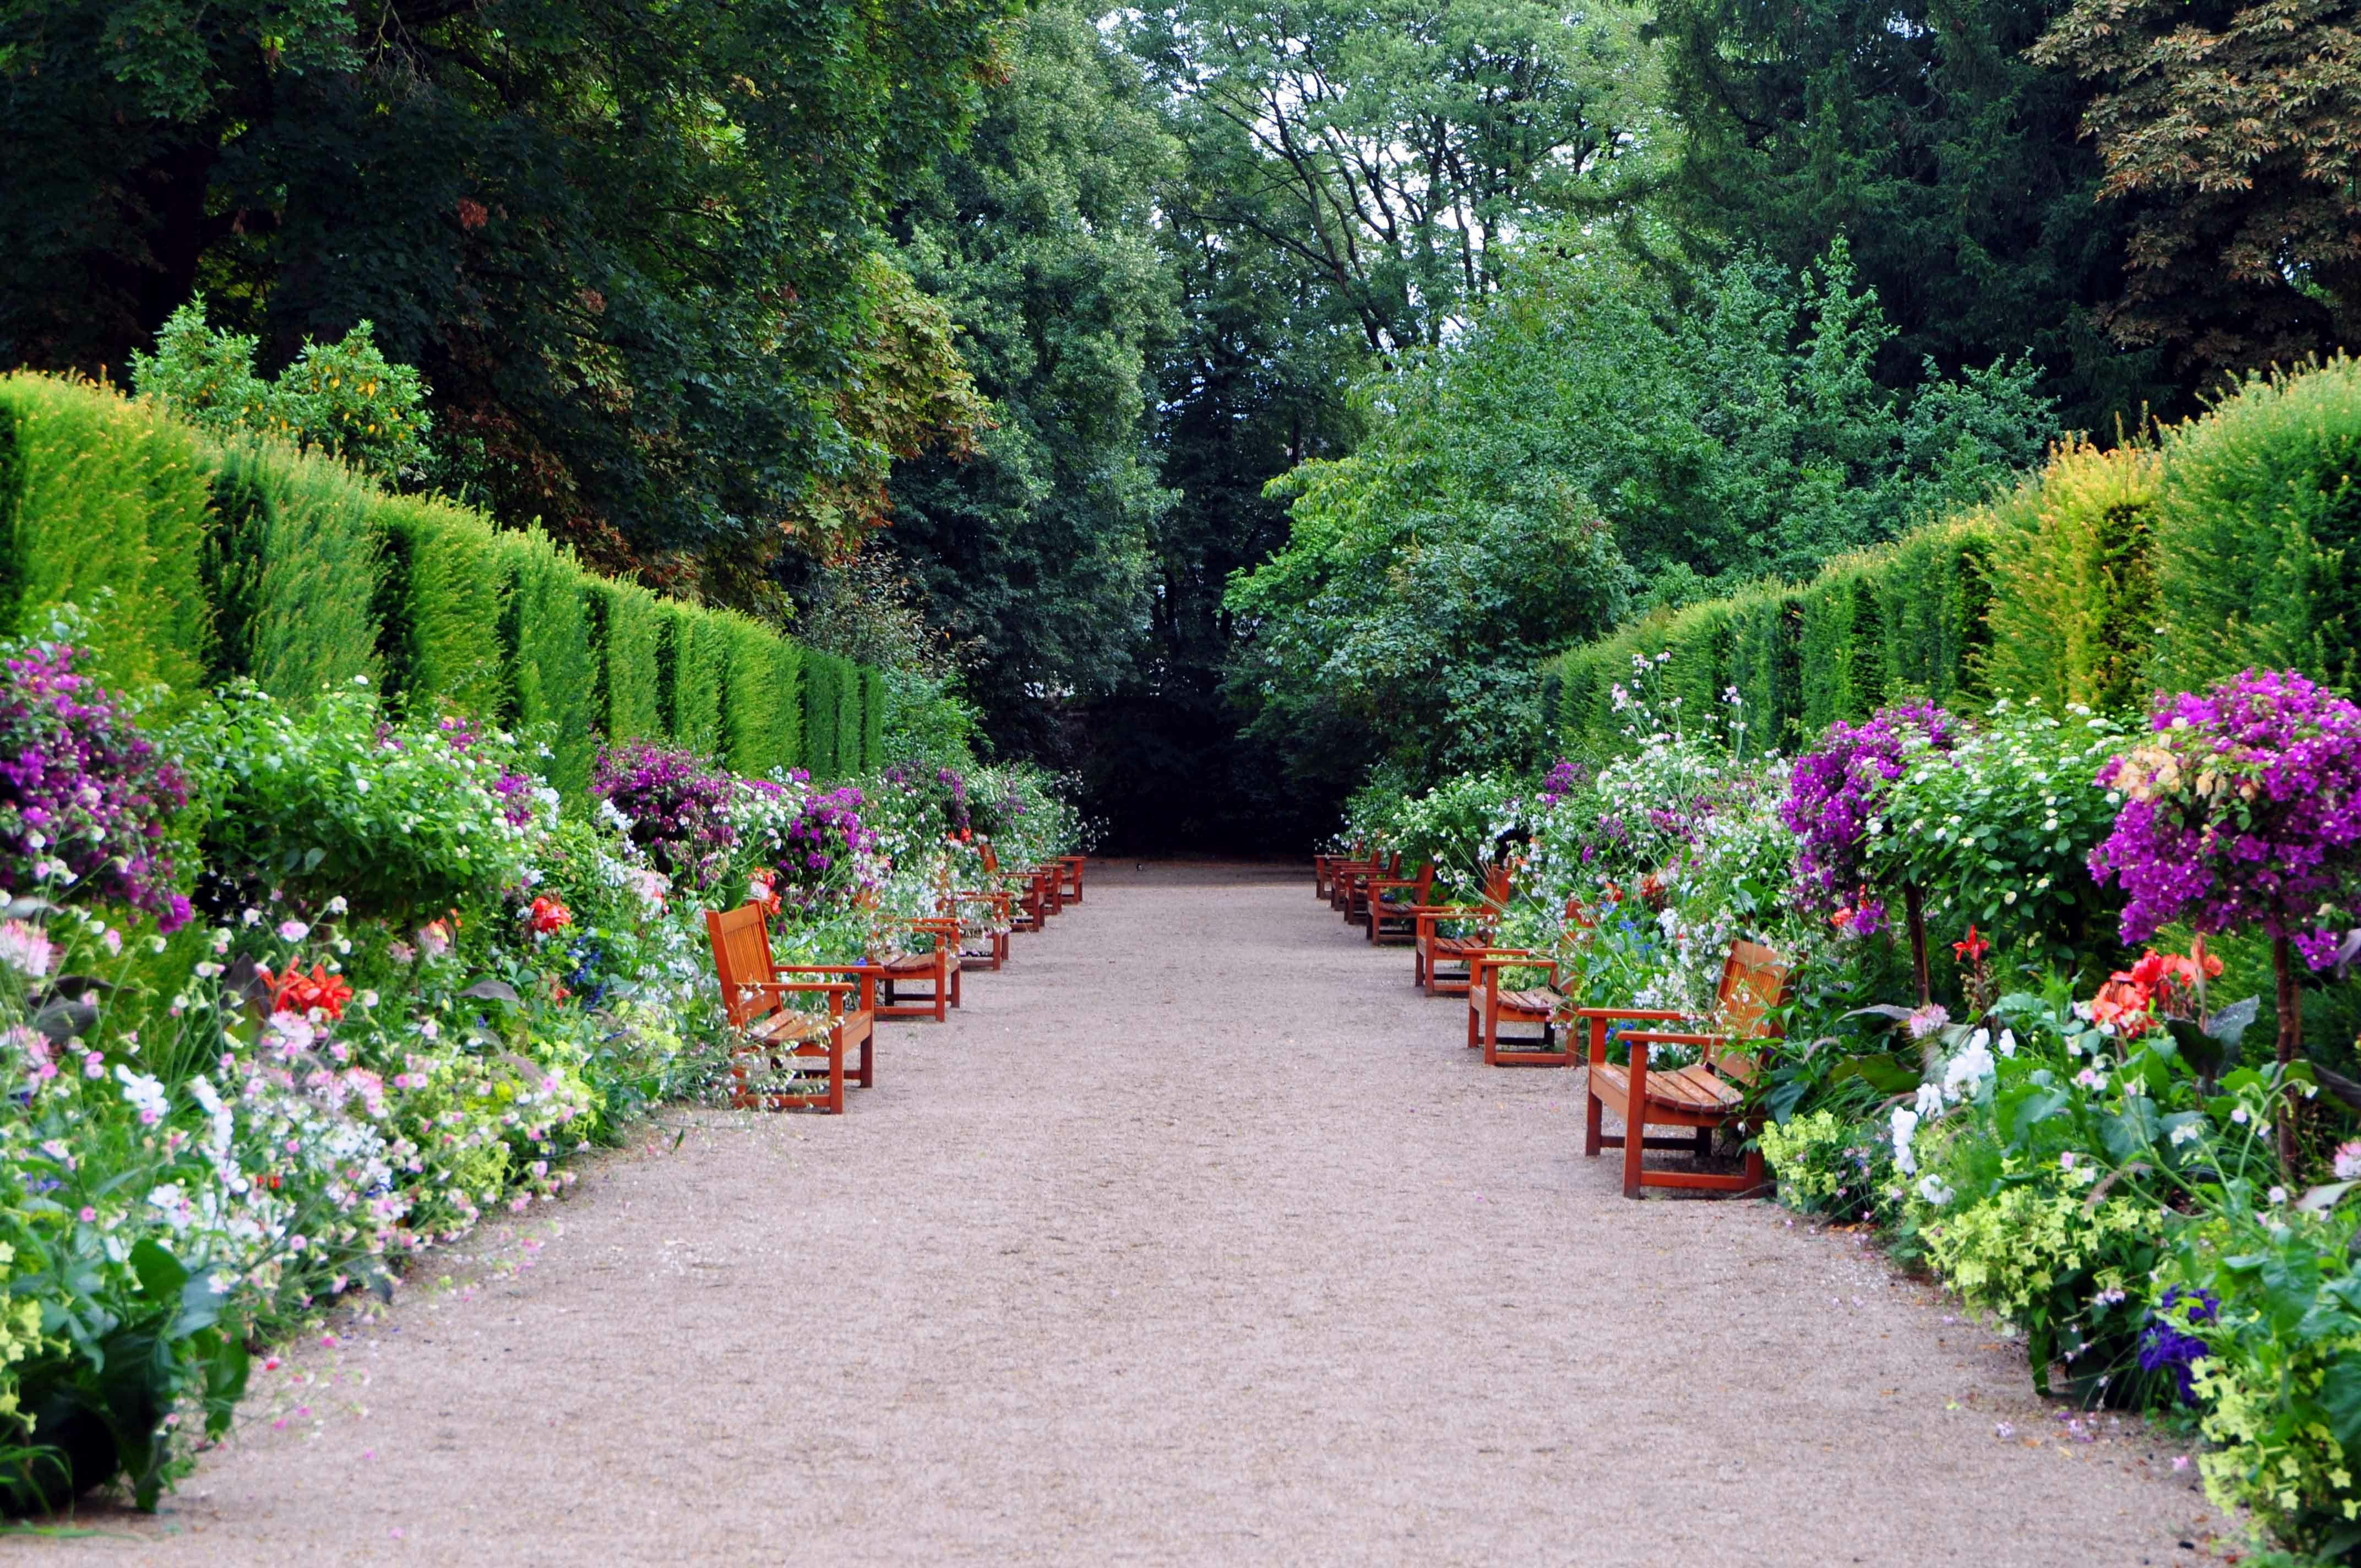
[1553,521,1993,756]
[0,373,884,790]
[1551,355,2361,758]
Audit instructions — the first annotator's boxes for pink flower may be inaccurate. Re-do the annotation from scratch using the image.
[2336,1140,2361,1182]
[77,1206,96,1223]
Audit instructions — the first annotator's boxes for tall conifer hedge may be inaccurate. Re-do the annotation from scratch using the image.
[0,373,885,789]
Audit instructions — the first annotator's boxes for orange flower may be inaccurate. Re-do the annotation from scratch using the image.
[1952,925,1989,962]
[527,895,574,934]
[2088,976,2155,1037]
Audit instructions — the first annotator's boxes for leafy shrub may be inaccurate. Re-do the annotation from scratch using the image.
[496,531,596,799]
[591,742,736,890]
[584,578,663,745]
[0,375,212,704]
[177,685,549,919]
[1868,703,2126,972]
[130,298,431,482]
[373,498,508,718]
[656,606,725,755]
[198,439,382,699]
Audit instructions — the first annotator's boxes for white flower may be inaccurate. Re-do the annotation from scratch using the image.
[1913,1082,1945,1120]
[0,920,54,979]
[115,1064,168,1125]
[2335,1140,2361,1182]
[1996,1029,2017,1058]
[2268,1185,2289,1206]
[1915,1174,1954,1207]
[325,896,349,916]
[276,919,309,943]
[1890,1107,1921,1175]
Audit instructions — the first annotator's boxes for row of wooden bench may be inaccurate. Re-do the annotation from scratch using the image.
[702,850,1089,1114]
[1313,846,1783,1198]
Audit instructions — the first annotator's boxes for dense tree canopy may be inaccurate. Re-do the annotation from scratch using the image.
[0,0,1010,574]
[1226,238,2057,779]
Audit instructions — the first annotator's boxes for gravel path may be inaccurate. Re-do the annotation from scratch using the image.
[26,862,2231,1565]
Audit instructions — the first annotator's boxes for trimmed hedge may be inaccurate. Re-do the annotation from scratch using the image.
[0,373,888,790]
[1553,521,1993,755]
[0,373,213,705]
[1552,356,2361,755]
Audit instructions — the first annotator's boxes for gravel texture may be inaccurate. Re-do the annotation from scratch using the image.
[23,861,2232,1565]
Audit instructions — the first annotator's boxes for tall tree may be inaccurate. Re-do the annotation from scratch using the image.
[2032,0,2361,379]
[1130,0,1651,356]
[1646,0,2177,431]
[879,1,1180,756]
[0,0,1010,574]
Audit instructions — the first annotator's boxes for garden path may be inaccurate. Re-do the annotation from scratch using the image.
[36,863,2227,1566]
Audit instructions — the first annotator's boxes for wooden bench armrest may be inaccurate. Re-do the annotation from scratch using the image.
[1618,1031,1727,1048]
[1569,1006,1690,1022]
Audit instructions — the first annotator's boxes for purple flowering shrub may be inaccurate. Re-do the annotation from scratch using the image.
[0,631,191,930]
[2091,669,2361,962]
[1781,703,1959,936]
[591,742,737,889]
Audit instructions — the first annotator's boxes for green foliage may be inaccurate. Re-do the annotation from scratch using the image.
[584,579,663,747]
[885,0,1173,750]
[1980,438,2165,712]
[1,0,1014,567]
[130,299,431,481]
[0,374,212,704]
[859,667,886,773]
[2152,357,2361,693]
[494,530,596,799]
[1647,0,2176,433]
[373,496,508,720]
[175,682,547,918]
[655,606,725,756]
[801,651,846,778]
[197,438,382,700]
[1867,703,2129,972]
[1553,521,1998,758]
[715,613,799,777]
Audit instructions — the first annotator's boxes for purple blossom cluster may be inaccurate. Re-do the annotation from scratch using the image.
[2136,1287,2217,1404]
[1781,702,1959,925]
[591,741,737,887]
[1538,758,1588,807]
[2090,670,2361,963]
[0,638,191,929]
[777,785,874,884]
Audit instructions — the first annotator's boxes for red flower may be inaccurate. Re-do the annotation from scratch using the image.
[1952,925,1989,963]
[258,962,355,1021]
[527,895,574,934]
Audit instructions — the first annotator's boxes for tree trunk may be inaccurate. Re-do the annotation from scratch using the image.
[1904,882,1930,1008]
[2274,934,2301,1178]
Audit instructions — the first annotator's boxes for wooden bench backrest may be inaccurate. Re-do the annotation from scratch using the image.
[706,902,781,1030]
[1711,939,1792,1084]
[978,841,1001,876]
[1481,861,1514,908]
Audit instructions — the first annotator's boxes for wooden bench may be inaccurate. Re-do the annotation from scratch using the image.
[1363,861,1436,943]
[866,917,962,1022]
[1466,948,1575,1067]
[1412,864,1515,994]
[938,869,1013,972]
[1337,850,1400,924]
[1579,939,1788,1198]
[706,902,877,1114]
[1314,841,1367,902]
[978,842,1053,932]
[1057,854,1086,904]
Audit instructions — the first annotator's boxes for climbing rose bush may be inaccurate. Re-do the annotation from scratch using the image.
[0,628,191,930]
[1781,702,1959,934]
[2090,669,2361,963]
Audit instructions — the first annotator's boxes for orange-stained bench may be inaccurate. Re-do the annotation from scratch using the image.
[706,902,876,1114]
[1579,939,1789,1198]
